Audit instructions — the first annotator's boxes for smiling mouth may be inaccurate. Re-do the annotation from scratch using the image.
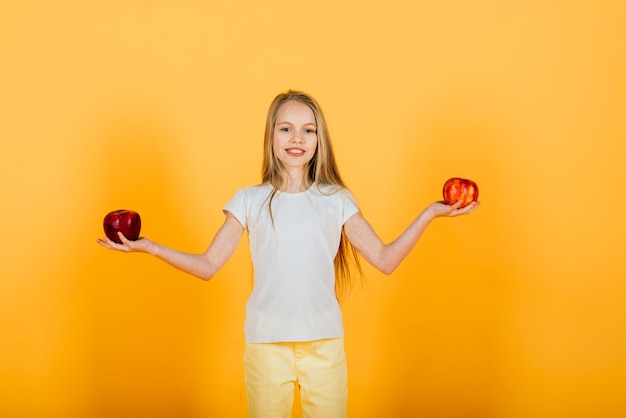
[286,148,305,156]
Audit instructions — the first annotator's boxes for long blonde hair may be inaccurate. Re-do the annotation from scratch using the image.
[261,90,363,299]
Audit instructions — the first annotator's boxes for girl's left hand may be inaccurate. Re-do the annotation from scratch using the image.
[428,200,480,218]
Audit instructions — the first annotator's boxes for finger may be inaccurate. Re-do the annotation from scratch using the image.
[457,201,480,214]
[99,236,119,247]
[117,231,135,247]
[447,200,463,214]
[98,236,130,251]
[111,234,132,251]
[96,238,113,249]
[466,201,480,211]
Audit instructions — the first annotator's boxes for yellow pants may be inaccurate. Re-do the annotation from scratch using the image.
[244,338,348,418]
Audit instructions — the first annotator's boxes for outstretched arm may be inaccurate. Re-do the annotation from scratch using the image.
[96,212,244,281]
[343,201,479,275]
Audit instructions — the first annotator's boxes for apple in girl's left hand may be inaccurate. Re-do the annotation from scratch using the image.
[442,178,479,208]
[103,210,141,244]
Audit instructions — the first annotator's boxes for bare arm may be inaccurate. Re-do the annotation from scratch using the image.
[344,201,479,275]
[96,212,244,281]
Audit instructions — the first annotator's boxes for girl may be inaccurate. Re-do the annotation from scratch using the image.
[97,90,479,418]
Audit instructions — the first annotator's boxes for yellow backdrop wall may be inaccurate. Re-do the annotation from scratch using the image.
[1,1,625,417]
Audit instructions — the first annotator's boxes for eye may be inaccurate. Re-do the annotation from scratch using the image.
[279,127,291,132]
[304,128,317,134]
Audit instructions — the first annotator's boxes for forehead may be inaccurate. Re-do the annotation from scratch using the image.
[275,100,316,124]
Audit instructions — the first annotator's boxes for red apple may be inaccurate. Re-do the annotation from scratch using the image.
[442,177,479,208]
[103,210,141,244]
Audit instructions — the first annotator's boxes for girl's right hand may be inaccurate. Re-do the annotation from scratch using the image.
[96,232,154,254]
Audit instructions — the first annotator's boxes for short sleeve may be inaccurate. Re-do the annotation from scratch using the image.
[223,189,248,229]
[340,188,360,224]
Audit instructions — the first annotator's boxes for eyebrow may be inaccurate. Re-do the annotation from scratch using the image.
[275,121,317,126]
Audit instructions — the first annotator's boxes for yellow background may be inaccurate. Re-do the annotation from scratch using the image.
[1,1,625,417]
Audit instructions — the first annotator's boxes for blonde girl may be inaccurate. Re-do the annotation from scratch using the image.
[97,90,479,418]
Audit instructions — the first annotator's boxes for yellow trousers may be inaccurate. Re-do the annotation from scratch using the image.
[244,338,348,418]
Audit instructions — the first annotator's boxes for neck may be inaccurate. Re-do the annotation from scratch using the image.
[280,170,311,193]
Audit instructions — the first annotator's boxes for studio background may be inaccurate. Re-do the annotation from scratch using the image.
[1,1,625,417]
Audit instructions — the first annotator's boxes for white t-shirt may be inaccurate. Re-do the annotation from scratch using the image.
[223,183,360,343]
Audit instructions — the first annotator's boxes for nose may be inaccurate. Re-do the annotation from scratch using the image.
[289,132,304,143]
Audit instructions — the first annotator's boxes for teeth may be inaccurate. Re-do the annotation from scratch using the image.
[287,149,304,154]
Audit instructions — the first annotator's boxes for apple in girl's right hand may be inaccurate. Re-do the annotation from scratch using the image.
[103,210,141,244]
[442,178,479,208]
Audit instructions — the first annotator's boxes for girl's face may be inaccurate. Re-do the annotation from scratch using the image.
[273,100,318,174]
